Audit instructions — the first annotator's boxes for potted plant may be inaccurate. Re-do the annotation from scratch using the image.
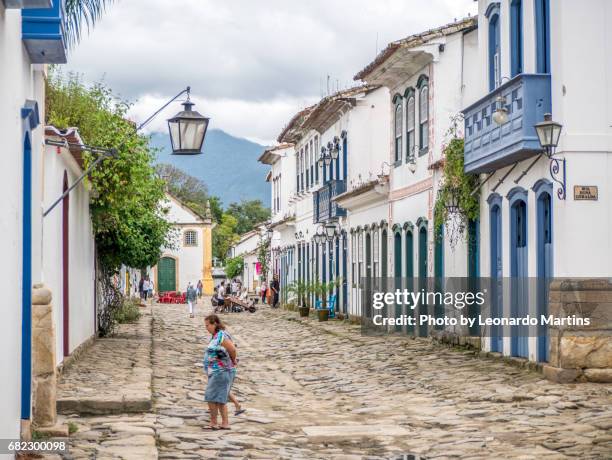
[311,281,335,322]
[287,281,311,317]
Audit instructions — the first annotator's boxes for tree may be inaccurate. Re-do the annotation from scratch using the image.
[156,163,210,217]
[64,0,114,47]
[212,214,239,261]
[46,71,172,272]
[226,199,271,235]
[225,256,244,280]
[208,196,224,223]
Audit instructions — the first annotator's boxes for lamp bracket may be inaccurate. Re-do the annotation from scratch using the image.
[549,157,566,200]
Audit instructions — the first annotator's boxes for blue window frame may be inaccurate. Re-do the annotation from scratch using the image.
[417,75,429,155]
[535,0,551,73]
[511,0,524,77]
[486,3,502,91]
[393,94,403,163]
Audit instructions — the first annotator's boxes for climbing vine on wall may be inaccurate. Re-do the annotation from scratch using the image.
[256,237,271,281]
[434,134,480,248]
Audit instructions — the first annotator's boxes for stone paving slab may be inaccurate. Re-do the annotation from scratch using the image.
[57,307,153,416]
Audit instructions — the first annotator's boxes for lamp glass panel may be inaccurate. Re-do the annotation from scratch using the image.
[551,123,562,147]
[179,119,206,151]
[169,121,181,151]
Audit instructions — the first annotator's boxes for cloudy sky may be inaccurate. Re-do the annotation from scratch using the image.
[65,0,477,145]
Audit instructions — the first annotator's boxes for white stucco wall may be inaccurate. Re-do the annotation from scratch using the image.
[0,4,46,444]
[41,138,96,364]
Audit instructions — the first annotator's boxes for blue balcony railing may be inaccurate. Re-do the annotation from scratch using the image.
[313,180,347,223]
[462,74,551,174]
[22,0,67,64]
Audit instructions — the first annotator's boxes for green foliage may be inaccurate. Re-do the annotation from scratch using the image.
[434,137,480,239]
[68,422,79,434]
[256,237,271,280]
[226,200,271,235]
[208,196,224,223]
[113,298,142,324]
[213,214,239,261]
[156,163,210,217]
[225,256,244,279]
[46,71,173,271]
[309,280,336,306]
[64,0,114,48]
[287,280,310,307]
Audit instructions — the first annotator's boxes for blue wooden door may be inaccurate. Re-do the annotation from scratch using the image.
[365,233,372,318]
[537,192,552,361]
[418,226,428,337]
[490,205,503,352]
[405,230,414,335]
[511,199,529,358]
[342,233,348,314]
[394,232,402,332]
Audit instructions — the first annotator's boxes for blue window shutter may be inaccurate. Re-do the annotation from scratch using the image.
[535,0,551,73]
[511,0,524,77]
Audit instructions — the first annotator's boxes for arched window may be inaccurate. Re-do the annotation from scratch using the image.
[417,76,429,154]
[535,0,550,73]
[510,0,523,77]
[394,96,403,162]
[184,230,198,247]
[405,88,415,161]
[305,143,310,188]
[487,3,501,90]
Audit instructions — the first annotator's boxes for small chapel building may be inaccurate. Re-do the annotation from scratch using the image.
[152,193,214,295]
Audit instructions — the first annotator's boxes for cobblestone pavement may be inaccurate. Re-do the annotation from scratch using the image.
[59,300,612,459]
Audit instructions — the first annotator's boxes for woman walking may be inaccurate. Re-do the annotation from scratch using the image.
[197,280,203,298]
[186,282,197,318]
[203,315,236,430]
[260,280,267,304]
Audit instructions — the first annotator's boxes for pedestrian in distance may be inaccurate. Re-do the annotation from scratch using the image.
[203,314,237,430]
[186,282,197,318]
[197,280,203,298]
[148,278,154,300]
[271,274,280,308]
[142,277,150,301]
[260,280,267,304]
[138,277,144,300]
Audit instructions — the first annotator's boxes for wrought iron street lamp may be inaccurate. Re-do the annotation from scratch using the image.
[325,223,337,241]
[535,113,563,157]
[535,113,566,200]
[167,93,209,155]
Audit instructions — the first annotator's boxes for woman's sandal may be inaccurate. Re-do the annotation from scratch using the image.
[234,408,246,416]
[204,425,219,430]
[219,426,231,430]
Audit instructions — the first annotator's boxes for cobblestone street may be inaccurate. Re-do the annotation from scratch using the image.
[57,300,612,459]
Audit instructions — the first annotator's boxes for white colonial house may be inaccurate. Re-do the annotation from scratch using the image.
[154,194,214,295]
[354,18,479,333]
[457,0,612,379]
[0,0,69,445]
[259,143,297,303]
[227,227,266,293]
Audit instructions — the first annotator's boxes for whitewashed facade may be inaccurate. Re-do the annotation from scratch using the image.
[461,0,612,364]
[40,128,96,364]
[0,0,64,444]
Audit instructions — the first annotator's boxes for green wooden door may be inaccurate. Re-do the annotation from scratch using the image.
[158,257,176,292]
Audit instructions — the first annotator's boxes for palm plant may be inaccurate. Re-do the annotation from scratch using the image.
[310,280,335,307]
[64,0,114,48]
[286,280,310,308]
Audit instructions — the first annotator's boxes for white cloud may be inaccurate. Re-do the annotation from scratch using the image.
[65,0,477,142]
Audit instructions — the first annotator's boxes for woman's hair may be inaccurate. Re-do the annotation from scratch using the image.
[205,314,225,333]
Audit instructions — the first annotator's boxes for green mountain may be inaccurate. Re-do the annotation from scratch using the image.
[150,129,270,208]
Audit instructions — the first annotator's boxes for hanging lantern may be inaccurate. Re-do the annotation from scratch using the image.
[535,113,563,157]
[167,99,210,155]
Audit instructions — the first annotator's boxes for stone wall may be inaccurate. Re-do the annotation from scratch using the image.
[31,284,57,427]
[544,279,612,383]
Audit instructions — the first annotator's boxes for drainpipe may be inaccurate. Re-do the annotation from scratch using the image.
[22,134,32,422]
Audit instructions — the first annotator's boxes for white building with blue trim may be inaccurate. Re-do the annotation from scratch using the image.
[0,0,69,446]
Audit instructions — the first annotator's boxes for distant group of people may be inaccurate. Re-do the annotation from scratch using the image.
[260,274,280,308]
